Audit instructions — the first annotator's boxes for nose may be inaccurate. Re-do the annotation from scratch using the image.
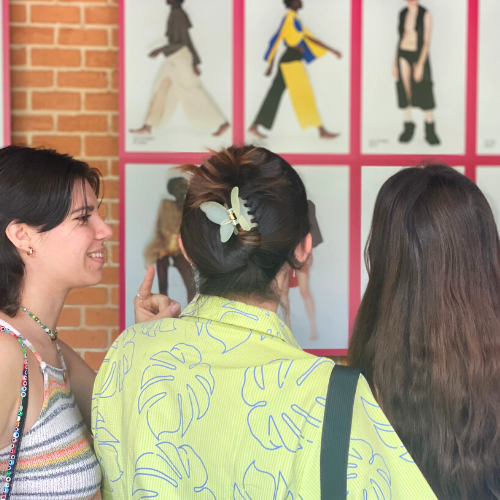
[96,215,113,242]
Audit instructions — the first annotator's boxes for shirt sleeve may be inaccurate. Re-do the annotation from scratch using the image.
[180,11,201,66]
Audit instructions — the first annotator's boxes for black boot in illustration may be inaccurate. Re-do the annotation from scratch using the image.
[425,122,440,145]
[399,122,415,143]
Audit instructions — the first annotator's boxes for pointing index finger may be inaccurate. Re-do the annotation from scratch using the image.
[138,266,155,298]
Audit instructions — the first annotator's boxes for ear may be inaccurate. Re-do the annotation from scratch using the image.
[6,222,32,253]
[178,235,194,266]
[294,233,312,265]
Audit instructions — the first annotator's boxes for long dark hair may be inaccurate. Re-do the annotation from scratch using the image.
[180,146,310,302]
[349,165,500,499]
[0,146,101,316]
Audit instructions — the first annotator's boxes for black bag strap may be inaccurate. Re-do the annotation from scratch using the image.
[320,364,362,500]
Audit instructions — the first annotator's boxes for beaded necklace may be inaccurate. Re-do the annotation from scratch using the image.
[19,306,58,341]
[1,326,29,500]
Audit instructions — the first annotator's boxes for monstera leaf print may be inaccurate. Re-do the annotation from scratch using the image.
[140,318,178,338]
[242,357,332,452]
[92,406,124,488]
[132,441,216,499]
[94,326,136,399]
[138,343,215,439]
[233,461,300,500]
[347,439,391,499]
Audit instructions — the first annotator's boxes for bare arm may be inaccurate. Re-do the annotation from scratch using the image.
[57,340,95,431]
[306,36,341,58]
[415,11,432,81]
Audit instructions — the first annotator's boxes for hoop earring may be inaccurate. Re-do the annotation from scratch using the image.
[27,247,34,256]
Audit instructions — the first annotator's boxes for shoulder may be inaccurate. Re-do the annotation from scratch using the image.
[0,334,25,434]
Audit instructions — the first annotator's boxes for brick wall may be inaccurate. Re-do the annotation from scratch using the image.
[10,0,119,368]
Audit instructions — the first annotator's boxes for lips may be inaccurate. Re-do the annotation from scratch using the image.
[87,248,105,259]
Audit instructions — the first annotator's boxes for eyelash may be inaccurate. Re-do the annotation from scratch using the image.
[76,214,91,224]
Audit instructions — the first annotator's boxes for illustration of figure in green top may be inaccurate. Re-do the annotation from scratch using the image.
[248,0,342,140]
[130,0,230,137]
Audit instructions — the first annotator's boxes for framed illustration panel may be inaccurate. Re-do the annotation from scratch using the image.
[477,0,500,155]
[244,0,351,154]
[122,0,234,154]
[361,0,467,155]
[476,167,500,230]
[122,162,350,353]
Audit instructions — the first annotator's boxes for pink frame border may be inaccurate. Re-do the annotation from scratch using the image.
[120,0,491,357]
[3,0,10,147]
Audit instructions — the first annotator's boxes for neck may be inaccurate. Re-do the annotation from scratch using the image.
[19,277,68,331]
[228,294,279,314]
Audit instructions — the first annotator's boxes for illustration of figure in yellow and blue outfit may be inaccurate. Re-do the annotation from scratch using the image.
[248,0,342,140]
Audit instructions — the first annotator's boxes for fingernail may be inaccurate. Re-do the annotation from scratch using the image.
[170,304,180,313]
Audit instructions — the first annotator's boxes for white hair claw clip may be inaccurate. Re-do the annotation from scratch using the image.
[200,187,258,243]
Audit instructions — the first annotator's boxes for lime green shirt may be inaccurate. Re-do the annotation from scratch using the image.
[92,295,436,499]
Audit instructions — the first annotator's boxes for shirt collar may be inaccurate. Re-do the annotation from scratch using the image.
[180,295,301,348]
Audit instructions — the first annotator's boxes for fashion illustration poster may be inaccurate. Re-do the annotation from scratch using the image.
[125,164,195,327]
[477,0,500,154]
[361,166,465,293]
[245,0,351,154]
[362,0,467,155]
[124,0,232,154]
[280,166,349,350]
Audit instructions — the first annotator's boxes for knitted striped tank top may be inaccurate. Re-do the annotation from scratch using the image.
[0,321,102,500]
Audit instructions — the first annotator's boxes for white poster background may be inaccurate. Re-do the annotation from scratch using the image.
[245,0,351,154]
[477,0,500,154]
[361,165,465,293]
[283,166,349,350]
[362,0,467,155]
[476,167,500,232]
[125,163,349,349]
[124,0,233,153]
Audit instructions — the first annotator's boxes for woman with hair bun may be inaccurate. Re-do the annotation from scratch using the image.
[93,146,436,499]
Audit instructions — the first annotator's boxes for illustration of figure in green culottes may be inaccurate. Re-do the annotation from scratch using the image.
[394,0,440,145]
[248,0,342,140]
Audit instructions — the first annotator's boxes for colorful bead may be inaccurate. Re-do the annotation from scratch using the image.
[19,306,58,341]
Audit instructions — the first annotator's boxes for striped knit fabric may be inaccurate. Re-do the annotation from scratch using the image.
[0,322,101,500]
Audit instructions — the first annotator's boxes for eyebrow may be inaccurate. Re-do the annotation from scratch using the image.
[71,205,95,215]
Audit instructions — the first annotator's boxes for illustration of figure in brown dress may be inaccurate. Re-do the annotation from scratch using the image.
[144,177,196,302]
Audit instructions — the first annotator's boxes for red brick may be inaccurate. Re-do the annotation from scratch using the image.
[102,178,119,199]
[11,48,27,66]
[59,307,81,327]
[11,135,29,146]
[85,6,117,25]
[32,48,80,67]
[86,160,108,175]
[32,135,81,157]
[66,287,108,305]
[86,307,119,327]
[112,115,118,133]
[112,29,118,47]
[102,266,119,285]
[31,5,80,24]
[85,50,118,68]
[84,351,107,370]
[58,115,108,132]
[12,115,53,132]
[32,91,80,110]
[110,160,119,176]
[11,91,27,110]
[12,70,53,87]
[58,328,108,349]
[11,27,54,44]
[58,71,107,88]
[111,245,119,265]
[110,202,119,220]
[10,5,27,23]
[111,70,118,89]
[59,28,107,46]
[85,92,118,111]
[85,136,118,157]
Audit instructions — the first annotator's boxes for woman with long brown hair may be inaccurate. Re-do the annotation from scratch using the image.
[349,165,500,499]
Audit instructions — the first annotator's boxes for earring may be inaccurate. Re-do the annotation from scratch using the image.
[27,247,34,256]
[293,270,296,278]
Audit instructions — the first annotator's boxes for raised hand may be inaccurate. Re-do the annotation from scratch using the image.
[134,266,181,324]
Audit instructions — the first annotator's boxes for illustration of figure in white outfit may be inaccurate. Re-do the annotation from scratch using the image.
[130,0,230,136]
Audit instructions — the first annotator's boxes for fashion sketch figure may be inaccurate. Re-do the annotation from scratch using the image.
[394,0,440,145]
[248,0,342,140]
[130,0,230,137]
[144,177,196,303]
[281,200,323,340]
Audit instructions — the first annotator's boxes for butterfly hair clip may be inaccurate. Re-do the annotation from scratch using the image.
[200,187,258,243]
